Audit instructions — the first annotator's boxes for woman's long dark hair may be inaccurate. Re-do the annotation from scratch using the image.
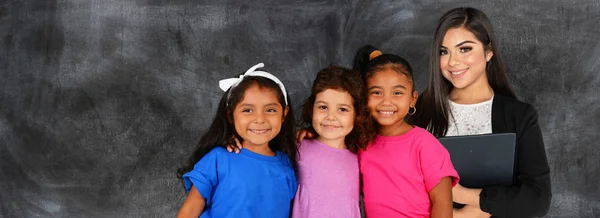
[299,66,375,153]
[178,76,297,177]
[411,7,517,137]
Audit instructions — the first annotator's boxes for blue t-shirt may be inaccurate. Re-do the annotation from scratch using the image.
[182,147,297,218]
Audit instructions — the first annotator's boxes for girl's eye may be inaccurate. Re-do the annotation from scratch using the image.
[459,46,472,53]
[318,105,327,110]
[339,108,349,112]
[266,108,276,113]
[242,109,252,113]
[440,49,448,56]
[393,91,403,95]
[371,91,381,96]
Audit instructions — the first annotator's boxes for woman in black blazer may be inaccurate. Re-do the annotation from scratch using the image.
[410,7,551,218]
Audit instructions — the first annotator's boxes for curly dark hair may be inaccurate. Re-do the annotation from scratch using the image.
[299,66,375,153]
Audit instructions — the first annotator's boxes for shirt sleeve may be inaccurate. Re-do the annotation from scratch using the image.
[419,133,460,192]
[479,105,552,217]
[182,148,223,203]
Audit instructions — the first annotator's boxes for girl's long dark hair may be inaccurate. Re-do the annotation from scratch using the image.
[178,76,297,177]
[411,7,517,137]
[299,66,375,153]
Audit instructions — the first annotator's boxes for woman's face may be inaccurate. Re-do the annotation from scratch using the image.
[439,27,493,91]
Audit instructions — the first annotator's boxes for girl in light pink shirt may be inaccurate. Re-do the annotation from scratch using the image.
[353,45,459,218]
[291,66,375,218]
[228,66,376,218]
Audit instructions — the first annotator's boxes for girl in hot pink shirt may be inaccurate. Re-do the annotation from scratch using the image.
[353,45,459,218]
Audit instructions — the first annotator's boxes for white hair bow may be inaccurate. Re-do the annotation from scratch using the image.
[218,63,288,105]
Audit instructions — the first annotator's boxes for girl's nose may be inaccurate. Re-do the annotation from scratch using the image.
[326,110,337,121]
[253,112,266,123]
[381,94,393,104]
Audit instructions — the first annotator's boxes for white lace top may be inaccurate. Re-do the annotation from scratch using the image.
[445,96,494,136]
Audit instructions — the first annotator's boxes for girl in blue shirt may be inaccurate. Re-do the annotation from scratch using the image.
[177,63,297,218]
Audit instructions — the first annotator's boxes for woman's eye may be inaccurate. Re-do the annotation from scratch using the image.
[440,49,448,56]
[318,105,327,110]
[459,47,472,53]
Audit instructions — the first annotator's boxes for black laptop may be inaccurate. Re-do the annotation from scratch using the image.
[438,133,517,188]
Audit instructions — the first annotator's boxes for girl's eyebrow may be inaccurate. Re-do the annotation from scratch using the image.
[337,103,353,108]
[368,85,407,90]
[394,85,407,90]
[316,100,352,108]
[239,103,280,107]
[367,86,382,90]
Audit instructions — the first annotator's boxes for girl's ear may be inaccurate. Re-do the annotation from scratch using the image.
[282,106,289,123]
[411,90,419,107]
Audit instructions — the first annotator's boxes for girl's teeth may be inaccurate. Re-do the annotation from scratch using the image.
[379,111,395,115]
[250,130,267,133]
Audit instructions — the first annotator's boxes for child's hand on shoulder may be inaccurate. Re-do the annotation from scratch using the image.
[226,136,243,154]
[295,128,314,142]
[226,128,314,153]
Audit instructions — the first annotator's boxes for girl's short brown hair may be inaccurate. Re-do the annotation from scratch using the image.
[300,66,375,153]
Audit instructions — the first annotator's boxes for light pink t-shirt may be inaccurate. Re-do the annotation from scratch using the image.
[359,127,459,218]
[292,139,361,218]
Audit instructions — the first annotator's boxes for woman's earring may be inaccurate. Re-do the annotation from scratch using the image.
[408,106,416,115]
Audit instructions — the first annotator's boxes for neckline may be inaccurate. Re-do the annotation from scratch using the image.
[308,139,352,153]
[239,147,281,162]
[374,126,419,142]
[449,95,494,107]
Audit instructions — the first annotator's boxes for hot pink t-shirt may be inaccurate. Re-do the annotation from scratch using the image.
[359,127,459,218]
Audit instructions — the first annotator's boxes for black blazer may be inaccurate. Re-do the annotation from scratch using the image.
[480,94,552,217]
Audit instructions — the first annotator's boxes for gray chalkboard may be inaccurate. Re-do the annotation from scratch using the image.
[1,0,599,217]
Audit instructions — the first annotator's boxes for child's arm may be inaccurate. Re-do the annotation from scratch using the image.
[227,129,315,153]
[177,185,206,218]
[418,133,460,218]
[428,176,453,218]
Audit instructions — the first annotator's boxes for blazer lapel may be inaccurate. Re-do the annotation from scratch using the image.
[492,94,507,133]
